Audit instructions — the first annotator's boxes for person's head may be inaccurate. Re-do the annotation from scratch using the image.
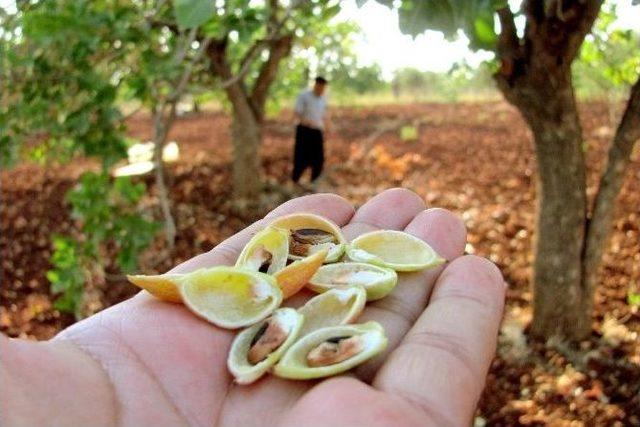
[313,76,327,96]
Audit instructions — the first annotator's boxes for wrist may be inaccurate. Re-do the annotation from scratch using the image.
[0,334,116,426]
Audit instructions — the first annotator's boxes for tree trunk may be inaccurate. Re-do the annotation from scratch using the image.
[207,35,291,201]
[524,85,590,340]
[497,60,591,340]
[493,1,604,341]
[582,77,640,317]
[152,106,177,248]
[230,103,263,200]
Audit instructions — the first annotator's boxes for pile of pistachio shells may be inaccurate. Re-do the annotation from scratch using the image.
[129,213,444,384]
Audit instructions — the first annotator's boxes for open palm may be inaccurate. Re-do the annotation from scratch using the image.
[55,189,505,427]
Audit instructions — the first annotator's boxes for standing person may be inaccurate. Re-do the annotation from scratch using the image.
[292,76,329,184]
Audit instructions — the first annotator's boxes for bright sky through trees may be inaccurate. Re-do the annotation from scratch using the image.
[1,0,638,80]
[337,0,640,79]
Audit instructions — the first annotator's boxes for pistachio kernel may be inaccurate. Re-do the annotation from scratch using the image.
[250,322,269,347]
[247,317,289,364]
[306,335,364,367]
[293,229,335,244]
[325,335,351,344]
[290,229,335,257]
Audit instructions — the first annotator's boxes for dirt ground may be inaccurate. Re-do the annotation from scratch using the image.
[2,102,639,425]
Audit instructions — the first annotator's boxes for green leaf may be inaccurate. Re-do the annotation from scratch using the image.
[398,1,457,39]
[470,10,496,50]
[375,0,499,51]
[47,235,86,317]
[174,0,215,29]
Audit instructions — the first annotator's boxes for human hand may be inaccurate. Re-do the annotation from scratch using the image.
[2,189,505,427]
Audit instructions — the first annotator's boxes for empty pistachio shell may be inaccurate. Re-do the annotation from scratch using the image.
[308,262,398,301]
[235,226,290,274]
[297,286,366,337]
[227,308,304,384]
[180,267,283,329]
[268,213,346,263]
[127,273,184,303]
[274,248,328,299]
[347,230,445,272]
[273,321,387,380]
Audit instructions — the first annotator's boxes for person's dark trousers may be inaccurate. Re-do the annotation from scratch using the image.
[292,124,324,182]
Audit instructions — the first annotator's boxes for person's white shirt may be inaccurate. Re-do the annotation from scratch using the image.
[294,89,327,130]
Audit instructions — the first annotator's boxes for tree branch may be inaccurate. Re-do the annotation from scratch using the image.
[248,33,293,121]
[207,38,253,113]
[496,6,521,80]
[151,28,211,248]
[583,75,640,296]
[219,0,298,90]
[563,0,603,62]
[148,19,180,35]
[523,0,603,65]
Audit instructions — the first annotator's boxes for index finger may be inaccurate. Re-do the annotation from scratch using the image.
[373,256,506,426]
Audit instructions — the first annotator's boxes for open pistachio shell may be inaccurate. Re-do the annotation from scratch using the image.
[268,213,346,263]
[127,273,184,303]
[308,262,398,301]
[180,267,283,329]
[347,230,445,272]
[297,286,366,338]
[235,226,290,274]
[274,248,328,299]
[227,307,304,384]
[273,321,387,380]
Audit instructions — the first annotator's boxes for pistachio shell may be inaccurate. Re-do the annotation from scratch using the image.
[347,230,445,272]
[268,213,346,263]
[308,262,398,301]
[227,308,304,384]
[235,226,290,274]
[127,273,184,303]
[297,286,366,337]
[180,267,283,329]
[273,321,387,380]
[274,248,328,299]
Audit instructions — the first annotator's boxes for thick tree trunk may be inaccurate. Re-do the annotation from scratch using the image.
[230,104,263,200]
[524,85,589,340]
[500,68,590,340]
[583,77,640,315]
[493,1,604,341]
[207,34,292,200]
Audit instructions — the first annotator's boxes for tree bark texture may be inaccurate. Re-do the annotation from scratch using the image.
[207,33,292,200]
[493,0,625,341]
[583,77,640,316]
[152,105,177,248]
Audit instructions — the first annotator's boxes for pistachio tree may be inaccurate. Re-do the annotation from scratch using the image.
[0,0,159,317]
[371,0,640,340]
[154,0,342,200]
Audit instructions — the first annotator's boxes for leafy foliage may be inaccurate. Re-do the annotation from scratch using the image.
[46,237,86,316]
[0,1,144,168]
[269,20,364,110]
[48,172,159,316]
[391,63,496,101]
[364,0,501,51]
[216,0,344,91]
[174,0,215,29]
[573,3,640,98]
[2,0,161,317]
[331,64,387,96]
